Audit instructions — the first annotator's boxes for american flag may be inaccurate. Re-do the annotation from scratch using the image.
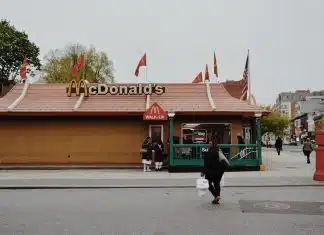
[240,53,249,100]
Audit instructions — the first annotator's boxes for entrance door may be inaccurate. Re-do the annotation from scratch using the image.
[149,125,164,143]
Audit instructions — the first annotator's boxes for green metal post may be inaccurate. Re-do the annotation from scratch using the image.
[168,117,174,166]
[256,117,262,165]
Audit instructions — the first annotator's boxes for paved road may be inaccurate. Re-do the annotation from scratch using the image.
[1,188,324,235]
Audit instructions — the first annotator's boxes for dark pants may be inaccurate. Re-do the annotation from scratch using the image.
[304,151,311,163]
[276,147,281,155]
[206,172,224,198]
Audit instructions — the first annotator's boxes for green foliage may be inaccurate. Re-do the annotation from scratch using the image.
[261,110,290,136]
[42,43,115,83]
[0,19,41,81]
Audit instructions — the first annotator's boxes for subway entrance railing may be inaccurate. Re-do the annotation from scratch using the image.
[169,144,260,167]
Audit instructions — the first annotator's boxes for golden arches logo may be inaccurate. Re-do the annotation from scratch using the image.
[66,79,89,97]
[151,106,161,115]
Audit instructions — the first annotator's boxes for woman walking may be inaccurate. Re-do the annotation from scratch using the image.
[201,136,230,205]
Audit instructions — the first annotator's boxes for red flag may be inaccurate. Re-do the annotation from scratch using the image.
[72,63,79,77]
[204,64,210,81]
[135,53,147,77]
[192,72,203,83]
[72,54,85,77]
[213,52,218,78]
[77,54,85,69]
[19,56,27,80]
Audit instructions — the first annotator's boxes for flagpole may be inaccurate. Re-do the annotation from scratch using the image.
[144,65,148,84]
[248,49,251,104]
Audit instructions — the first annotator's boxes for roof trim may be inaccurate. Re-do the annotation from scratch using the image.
[73,93,85,111]
[7,82,29,111]
[73,80,89,111]
[0,110,258,117]
[145,94,150,110]
[205,81,216,111]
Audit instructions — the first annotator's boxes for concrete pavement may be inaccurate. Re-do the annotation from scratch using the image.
[0,148,323,188]
[1,187,324,234]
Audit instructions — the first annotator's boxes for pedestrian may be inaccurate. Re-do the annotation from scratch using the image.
[141,137,153,172]
[275,136,283,155]
[302,138,313,164]
[153,139,164,171]
[201,136,230,205]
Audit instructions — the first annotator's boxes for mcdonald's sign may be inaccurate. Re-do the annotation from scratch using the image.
[66,80,165,97]
[143,103,168,120]
[66,79,89,97]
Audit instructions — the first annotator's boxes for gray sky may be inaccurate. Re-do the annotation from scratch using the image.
[1,0,324,105]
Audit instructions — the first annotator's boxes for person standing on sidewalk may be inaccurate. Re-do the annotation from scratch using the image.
[153,139,164,171]
[141,137,153,172]
[201,136,229,205]
[275,136,283,155]
[302,138,313,164]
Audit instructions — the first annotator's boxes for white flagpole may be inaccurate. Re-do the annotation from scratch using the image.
[145,65,148,83]
[248,49,251,104]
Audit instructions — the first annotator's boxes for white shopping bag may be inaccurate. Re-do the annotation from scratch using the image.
[196,177,209,189]
[196,177,209,197]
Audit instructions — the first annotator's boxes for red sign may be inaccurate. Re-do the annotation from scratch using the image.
[143,103,168,120]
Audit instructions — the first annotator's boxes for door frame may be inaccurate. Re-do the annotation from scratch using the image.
[149,124,164,142]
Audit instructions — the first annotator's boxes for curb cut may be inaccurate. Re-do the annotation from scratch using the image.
[0,184,323,189]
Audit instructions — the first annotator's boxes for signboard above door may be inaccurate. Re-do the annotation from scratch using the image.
[143,103,168,120]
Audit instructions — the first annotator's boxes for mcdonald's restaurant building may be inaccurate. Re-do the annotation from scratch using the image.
[0,79,267,169]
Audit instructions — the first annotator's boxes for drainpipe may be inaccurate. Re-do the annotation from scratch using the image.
[7,81,29,111]
[73,80,89,111]
[145,94,150,110]
[205,80,216,111]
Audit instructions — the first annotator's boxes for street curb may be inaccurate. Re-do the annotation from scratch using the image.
[0,184,323,189]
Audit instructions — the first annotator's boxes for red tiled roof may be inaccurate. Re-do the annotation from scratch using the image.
[149,84,210,112]
[13,84,78,112]
[221,80,244,99]
[0,85,24,111]
[210,83,257,112]
[0,82,260,115]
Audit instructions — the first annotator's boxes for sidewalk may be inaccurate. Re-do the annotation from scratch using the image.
[0,149,323,188]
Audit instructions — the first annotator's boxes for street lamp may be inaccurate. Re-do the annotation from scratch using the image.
[254,109,262,118]
[168,109,175,170]
[168,110,175,119]
[254,109,263,170]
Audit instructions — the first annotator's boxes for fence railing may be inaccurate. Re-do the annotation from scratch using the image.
[170,144,259,167]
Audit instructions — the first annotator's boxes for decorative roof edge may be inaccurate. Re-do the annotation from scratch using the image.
[205,81,216,111]
[7,82,29,111]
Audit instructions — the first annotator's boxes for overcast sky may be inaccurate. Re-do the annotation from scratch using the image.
[1,0,323,105]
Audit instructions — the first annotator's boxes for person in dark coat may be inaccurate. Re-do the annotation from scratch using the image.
[154,139,164,171]
[201,136,229,205]
[275,137,283,155]
[303,138,313,164]
[141,137,153,172]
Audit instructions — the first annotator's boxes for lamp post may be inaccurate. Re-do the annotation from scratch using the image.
[168,110,176,168]
[255,110,263,170]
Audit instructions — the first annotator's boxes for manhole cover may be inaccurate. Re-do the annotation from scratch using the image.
[253,201,291,210]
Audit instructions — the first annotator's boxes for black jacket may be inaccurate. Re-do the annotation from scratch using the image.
[202,146,225,175]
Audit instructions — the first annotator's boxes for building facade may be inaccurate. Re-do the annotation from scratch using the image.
[0,81,266,168]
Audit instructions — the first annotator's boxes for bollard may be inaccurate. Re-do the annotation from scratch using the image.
[314,130,324,181]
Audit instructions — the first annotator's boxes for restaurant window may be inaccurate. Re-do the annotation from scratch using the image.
[181,123,232,144]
